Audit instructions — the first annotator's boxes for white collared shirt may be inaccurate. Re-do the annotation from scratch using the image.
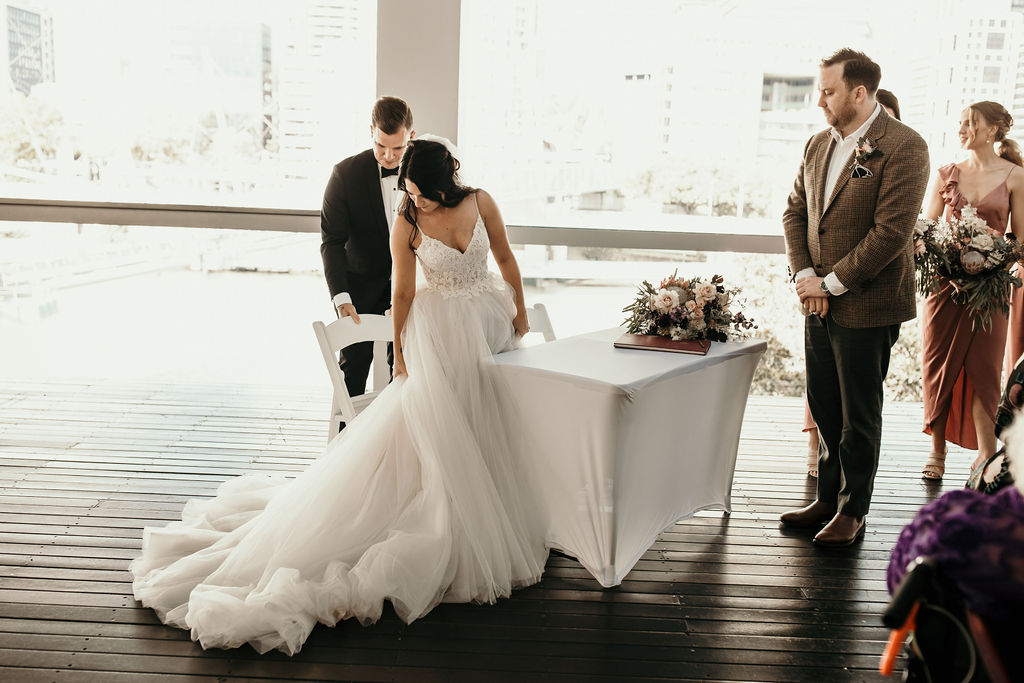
[823,103,881,207]
[797,103,882,296]
[379,164,401,230]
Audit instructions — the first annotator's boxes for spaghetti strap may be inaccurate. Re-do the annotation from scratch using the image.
[472,190,481,219]
[1006,166,1016,182]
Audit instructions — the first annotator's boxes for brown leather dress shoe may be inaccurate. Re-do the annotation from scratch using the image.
[779,500,838,528]
[813,513,866,547]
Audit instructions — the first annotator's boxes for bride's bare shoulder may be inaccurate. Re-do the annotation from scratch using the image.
[474,188,500,214]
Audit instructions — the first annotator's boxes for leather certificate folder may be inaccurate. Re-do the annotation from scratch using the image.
[613,333,711,355]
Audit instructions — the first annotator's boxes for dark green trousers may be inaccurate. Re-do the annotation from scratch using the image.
[805,313,900,517]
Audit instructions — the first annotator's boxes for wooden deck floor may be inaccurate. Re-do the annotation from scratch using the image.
[0,378,967,682]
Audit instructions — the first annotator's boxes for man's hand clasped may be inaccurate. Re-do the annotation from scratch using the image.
[795,276,830,317]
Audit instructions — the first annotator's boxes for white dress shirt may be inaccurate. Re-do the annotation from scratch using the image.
[797,103,882,296]
[332,165,402,310]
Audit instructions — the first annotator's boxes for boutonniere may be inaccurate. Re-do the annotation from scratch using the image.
[852,136,881,178]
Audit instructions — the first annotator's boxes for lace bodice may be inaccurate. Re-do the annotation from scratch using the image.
[415,214,501,298]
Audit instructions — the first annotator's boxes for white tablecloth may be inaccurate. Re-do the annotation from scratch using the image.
[495,328,766,587]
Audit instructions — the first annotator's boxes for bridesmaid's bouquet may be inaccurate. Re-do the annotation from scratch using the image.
[622,271,756,342]
[914,207,1024,331]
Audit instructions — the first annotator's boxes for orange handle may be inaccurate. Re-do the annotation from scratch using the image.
[880,602,919,676]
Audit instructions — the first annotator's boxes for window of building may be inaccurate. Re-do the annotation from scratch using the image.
[760,75,815,112]
[984,66,1001,83]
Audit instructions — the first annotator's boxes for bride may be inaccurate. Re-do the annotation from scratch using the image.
[130,138,550,655]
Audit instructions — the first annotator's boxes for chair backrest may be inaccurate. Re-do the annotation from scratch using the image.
[312,314,394,427]
[526,303,556,342]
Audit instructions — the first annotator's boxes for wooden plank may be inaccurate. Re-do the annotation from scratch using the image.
[0,379,930,681]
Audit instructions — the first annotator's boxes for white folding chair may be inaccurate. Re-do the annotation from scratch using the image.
[312,314,394,441]
[526,303,556,342]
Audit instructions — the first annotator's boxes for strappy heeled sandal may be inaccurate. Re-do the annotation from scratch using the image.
[806,449,819,479]
[921,451,946,480]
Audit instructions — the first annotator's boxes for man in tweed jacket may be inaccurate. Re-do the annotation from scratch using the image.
[780,49,930,545]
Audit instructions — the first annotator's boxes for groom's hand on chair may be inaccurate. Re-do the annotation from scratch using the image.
[338,303,361,324]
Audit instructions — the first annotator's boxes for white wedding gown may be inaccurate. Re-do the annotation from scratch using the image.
[130,207,549,655]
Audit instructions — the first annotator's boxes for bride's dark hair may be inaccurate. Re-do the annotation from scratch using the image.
[397,139,476,247]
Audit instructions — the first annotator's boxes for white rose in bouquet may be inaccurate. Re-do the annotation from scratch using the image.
[695,283,717,304]
[650,288,679,314]
[969,233,995,252]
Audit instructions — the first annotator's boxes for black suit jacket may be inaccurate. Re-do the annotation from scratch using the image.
[320,149,393,312]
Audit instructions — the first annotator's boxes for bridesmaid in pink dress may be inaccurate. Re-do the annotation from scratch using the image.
[921,101,1024,480]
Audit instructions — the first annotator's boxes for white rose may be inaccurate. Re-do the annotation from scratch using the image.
[695,283,717,303]
[650,288,679,314]
[969,233,995,252]
[689,317,707,332]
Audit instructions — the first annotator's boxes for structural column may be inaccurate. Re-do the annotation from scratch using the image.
[376,0,461,143]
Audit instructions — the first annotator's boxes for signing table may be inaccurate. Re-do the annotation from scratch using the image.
[494,328,766,587]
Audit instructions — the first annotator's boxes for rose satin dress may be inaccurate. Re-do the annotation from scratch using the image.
[922,163,1012,449]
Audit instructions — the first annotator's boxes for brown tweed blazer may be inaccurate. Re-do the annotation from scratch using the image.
[783,109,930,328]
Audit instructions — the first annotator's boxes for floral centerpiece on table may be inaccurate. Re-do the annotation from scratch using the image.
[622,272,756,342]
[914,206,1024,332]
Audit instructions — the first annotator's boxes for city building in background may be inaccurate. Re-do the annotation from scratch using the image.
[3,0,1022,394]
[6,0,1024,221]
[3,2,55,96]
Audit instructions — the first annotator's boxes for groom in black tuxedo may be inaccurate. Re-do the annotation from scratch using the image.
[321,96,414,398]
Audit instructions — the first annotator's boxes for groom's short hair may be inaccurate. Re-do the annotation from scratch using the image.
[372,97,414,135]
[821,48,881,95]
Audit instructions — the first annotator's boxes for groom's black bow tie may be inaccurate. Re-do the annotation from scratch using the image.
[381,166,399,178]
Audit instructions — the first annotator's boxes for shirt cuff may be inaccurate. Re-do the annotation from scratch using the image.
[823,272,847,296]
[795,267,816,280]
[332,292,352,308]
